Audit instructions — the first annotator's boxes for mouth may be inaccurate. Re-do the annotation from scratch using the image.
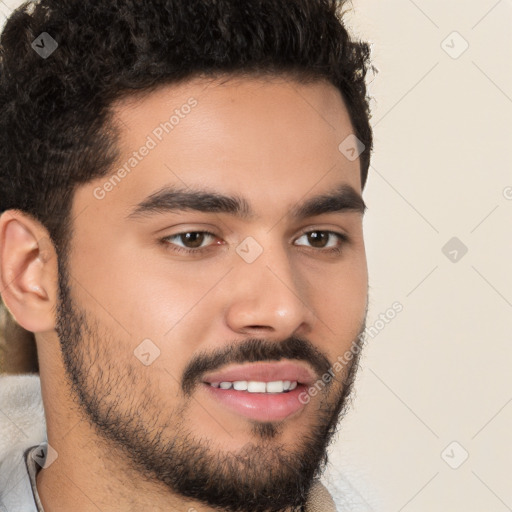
[206,379,299,393]
[200,361,316,422]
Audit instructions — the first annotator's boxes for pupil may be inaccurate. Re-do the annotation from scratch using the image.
[183,232,204,248]
[308,231,326,248]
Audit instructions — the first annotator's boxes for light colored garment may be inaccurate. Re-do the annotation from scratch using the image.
[0,374,343,511]
[0,374,46,512]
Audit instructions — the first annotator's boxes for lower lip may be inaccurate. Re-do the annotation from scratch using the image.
[201,383,309,422]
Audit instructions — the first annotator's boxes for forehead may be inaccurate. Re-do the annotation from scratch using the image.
[115,73,352,126]
[74,75,362,223]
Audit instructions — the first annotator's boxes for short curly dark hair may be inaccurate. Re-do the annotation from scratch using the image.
[0,0,373,255]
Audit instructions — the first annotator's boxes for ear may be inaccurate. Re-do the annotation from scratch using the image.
[0,210,58,333]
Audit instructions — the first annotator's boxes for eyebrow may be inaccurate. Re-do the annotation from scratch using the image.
[126,182,366,221]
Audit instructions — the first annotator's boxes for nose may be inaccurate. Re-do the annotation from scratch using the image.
[224,240,317,338]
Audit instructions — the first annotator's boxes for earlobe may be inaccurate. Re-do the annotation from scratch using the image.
[0,210,58,333]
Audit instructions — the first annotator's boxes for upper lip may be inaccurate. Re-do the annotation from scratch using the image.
[202,361,317,386]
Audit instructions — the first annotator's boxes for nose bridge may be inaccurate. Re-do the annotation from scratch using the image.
[224,235,315,333]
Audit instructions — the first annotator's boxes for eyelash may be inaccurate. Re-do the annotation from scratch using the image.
[160,229,349,256]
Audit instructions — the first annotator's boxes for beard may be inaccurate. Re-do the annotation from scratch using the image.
[55,256,367,512]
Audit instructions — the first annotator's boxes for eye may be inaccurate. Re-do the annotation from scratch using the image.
[160,229,349,256]
[294,230,348,254]
[161,230,219,254]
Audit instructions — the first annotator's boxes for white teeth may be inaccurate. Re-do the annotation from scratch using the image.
[247,381,266,393]
[211,380,298,393]
[233,381,248,391]
[266,381,284,393]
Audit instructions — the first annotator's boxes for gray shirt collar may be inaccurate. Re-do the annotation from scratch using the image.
[24,445,45,512]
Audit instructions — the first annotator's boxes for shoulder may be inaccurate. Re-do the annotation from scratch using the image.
[0,445,40,512]
[0,374,47,456]
[0,374,44,512]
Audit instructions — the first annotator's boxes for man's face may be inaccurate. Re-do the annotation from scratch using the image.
[55,75,368,511]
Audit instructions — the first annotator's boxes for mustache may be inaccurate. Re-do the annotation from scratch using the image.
[182,336,332,396]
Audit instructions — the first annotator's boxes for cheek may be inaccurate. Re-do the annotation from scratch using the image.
[69,223,218,339]
[309,258,368,339]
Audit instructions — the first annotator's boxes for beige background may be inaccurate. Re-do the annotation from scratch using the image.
[1,1,511,510]
[326,1,512,510]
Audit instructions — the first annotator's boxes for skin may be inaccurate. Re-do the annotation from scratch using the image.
[0,75,368,511]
